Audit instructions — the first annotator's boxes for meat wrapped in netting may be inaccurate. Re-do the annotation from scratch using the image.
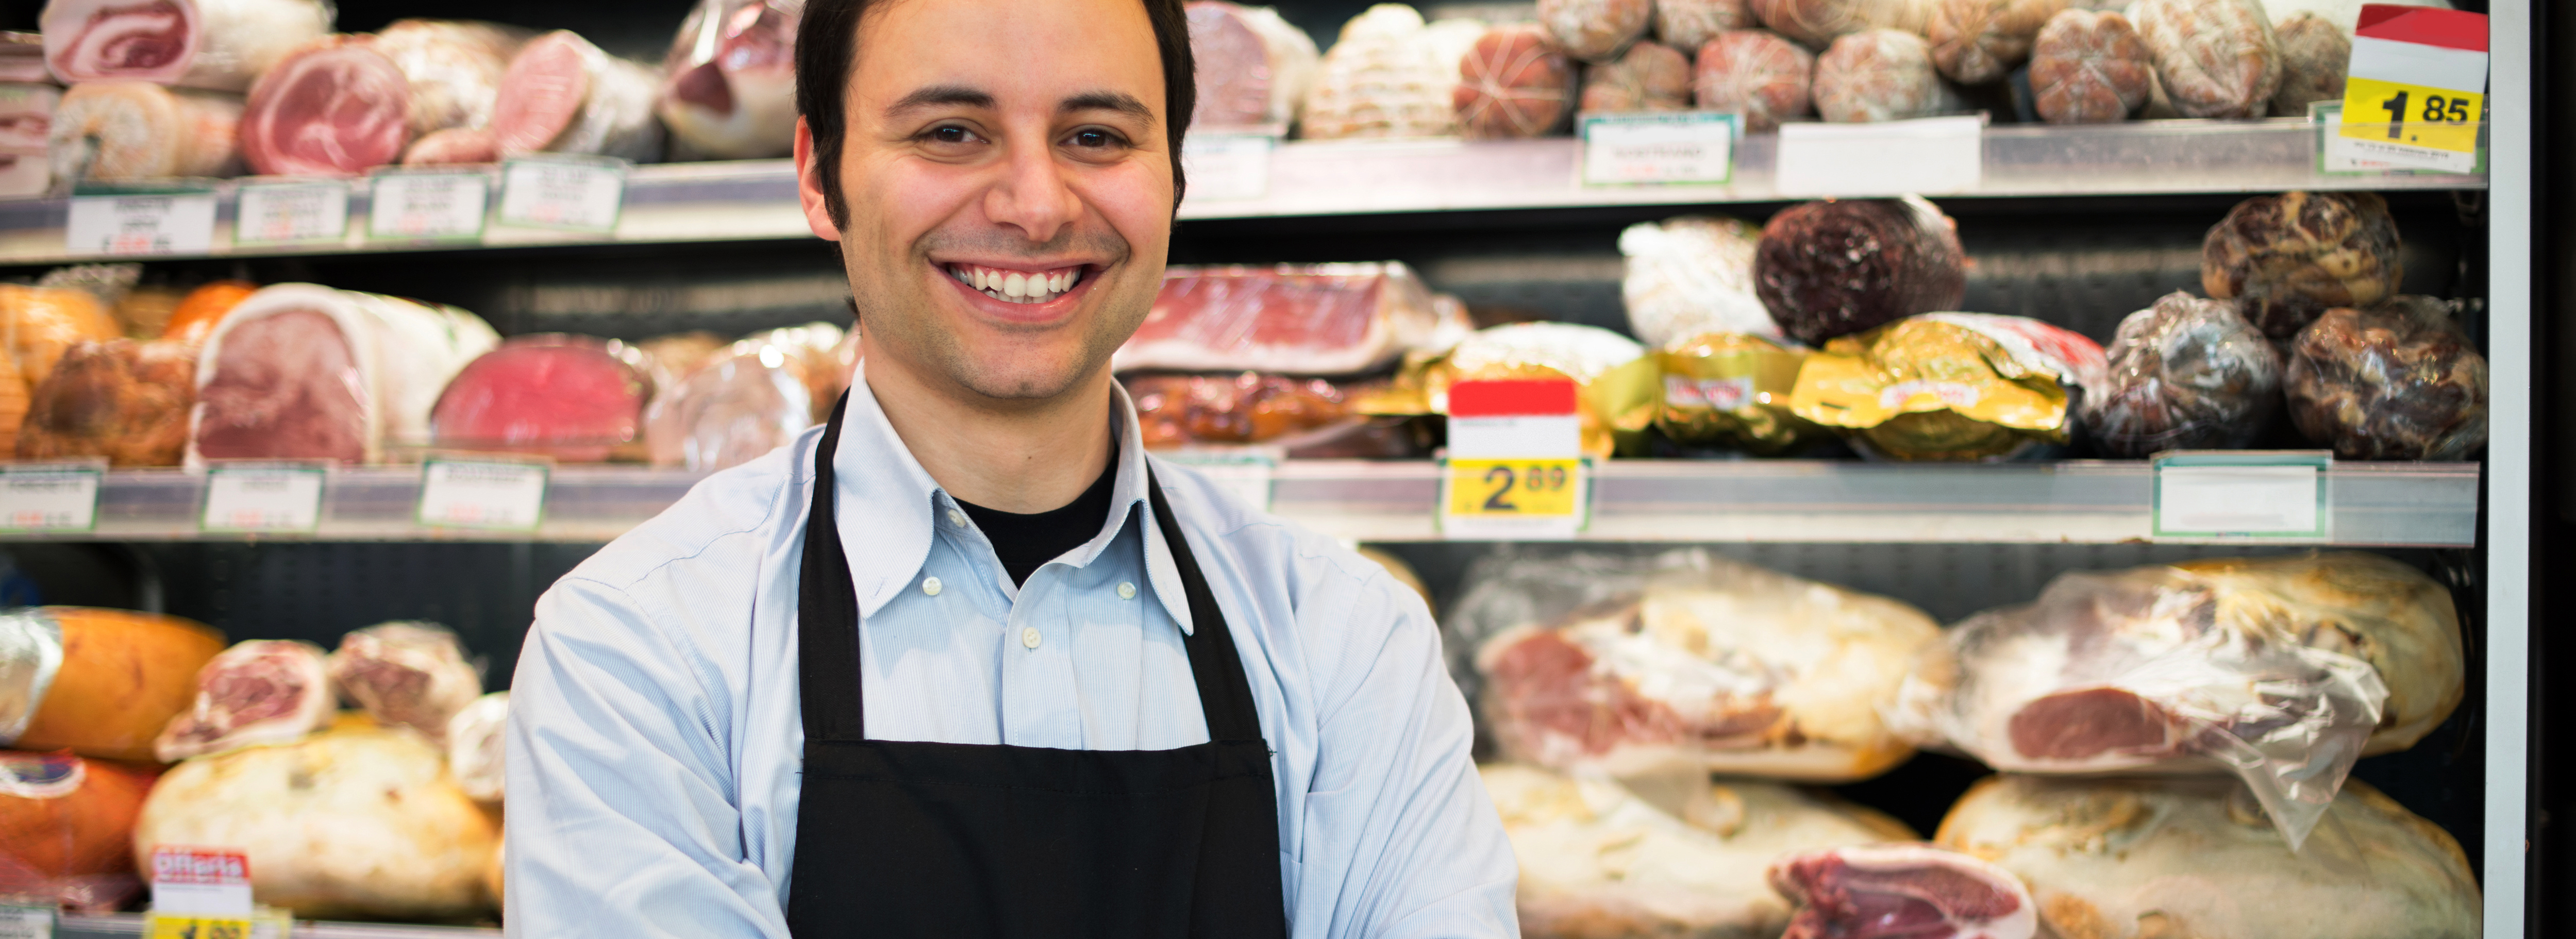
[2284,295,2487,460]
[1753,196,1967,345]
[2080,291,2280,457]
[1454,547,1944,782]
[1889,551,2465,848]
[1789,312,2106,461]
[2201,191,2402,339]
[1619,214,1777,346]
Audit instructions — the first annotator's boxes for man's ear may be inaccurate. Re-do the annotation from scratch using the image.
[793,116,844,242]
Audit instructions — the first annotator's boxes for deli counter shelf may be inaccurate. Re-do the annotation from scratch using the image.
[0,120,2486,266]
[61,914,497,938]
[4,459,2481,547]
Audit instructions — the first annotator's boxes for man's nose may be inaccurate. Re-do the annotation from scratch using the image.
[982,133,1081,244]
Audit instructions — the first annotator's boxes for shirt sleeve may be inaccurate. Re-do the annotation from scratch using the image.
[1291,563,1520,939]
[505,576,789,938]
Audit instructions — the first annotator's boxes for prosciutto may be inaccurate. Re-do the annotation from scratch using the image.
[490,30,664,161]
[660,0,802,159]
[189,284,498,465]
[48,81,241,181]
[1770,845,2038,939]
[326,623,482,747]
[153,639,336,762]
[236,37,411,176]
[40,0,330,92]
[0,82,55,196]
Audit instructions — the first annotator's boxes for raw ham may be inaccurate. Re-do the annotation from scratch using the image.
[47,81,241,180]
[1814,28,1956,122]
[326,623,482,747]
[2285,296,2487,460]
[1928,0,2067,85]
[0,608,223,763]
[371,20,528,141]
[2268,11,2346,115]
[0,752,156,911]
[643,345,820,471]
[16,339,196,466]
[429,334,651,462]
[1935,776,2479,939]
[1751,0,1935,49]
[1537,0,1653,62]
[1183,2,1317,131]
[2129,0,2281,119]
[1452,24,1573,138]
[1115,262,1442,375]
[1693,29,1815,131]
[1769,844,2038,939]
[153,640,333,762]
[1577,40,1692,112]
[134,723,501,920]
[2028,8,2152,123]
[0,284,121,390]
[445,692,507,803]
[660,0,804,158]
[0,83,56,197]
[1299,5,1481,140]
[1655,0,1757,51]
[40,0,331,92]
[236,37,411,176]
[489,30,664,161]
[189,283,499,465]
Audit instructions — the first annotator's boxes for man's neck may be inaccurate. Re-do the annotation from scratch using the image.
[861,353,1116,515]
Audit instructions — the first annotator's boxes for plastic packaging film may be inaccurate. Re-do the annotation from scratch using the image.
[2081,291,2281,458]
[2284,295,2489,460]
[0,609,62,745]
[1789,312,2106,461]
[1619,214,1778,347]
[1654,332,1820,454]
[1117,262,1444,375]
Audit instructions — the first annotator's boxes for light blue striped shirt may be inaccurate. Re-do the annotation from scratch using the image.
[504,372,1518,937]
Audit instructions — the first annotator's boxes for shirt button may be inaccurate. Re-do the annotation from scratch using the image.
[1021,627,1042,649]
[1117,582,1136,600]
[946,508,967,527]
[922,576,942,596]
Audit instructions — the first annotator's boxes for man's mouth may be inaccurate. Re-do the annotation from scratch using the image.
[944,263,1086,305]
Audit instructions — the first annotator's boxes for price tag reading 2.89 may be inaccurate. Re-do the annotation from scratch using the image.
[1447,458,1582,518]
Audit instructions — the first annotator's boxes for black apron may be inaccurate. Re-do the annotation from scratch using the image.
[784,393,1290,938]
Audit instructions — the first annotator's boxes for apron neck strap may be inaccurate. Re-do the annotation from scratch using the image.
[1147,471,1265,744]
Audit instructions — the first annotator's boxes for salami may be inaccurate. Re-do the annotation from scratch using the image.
[2269,10,2348,116]
[2201,190,2401,338]
[660,0,804,158]
[1814,28,1952,123]
[2028,8,2151,123]
[1301,5,1480,139]
[1538,0,1653,62]
[1578,40,1692,112]
[1751,0,1934,49]
[1693,29,1815,131]
[2130,0,2281,119]
[1655,0,1758,52]
[1754,196,1967,345]
[1453,24,1574,138]
[1928,0,2067,85]
[47,81,241,181]
[40,0,330,92]
[1184,2,1318,130]
[237,38,412,176]
[490,30,664,161]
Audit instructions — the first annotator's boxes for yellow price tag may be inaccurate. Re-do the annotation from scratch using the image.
[2337,76,2482,153]
[1446,459,1583,517]
[148,913,253,939]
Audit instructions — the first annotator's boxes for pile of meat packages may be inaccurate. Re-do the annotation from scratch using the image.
[1454,547,2481,939]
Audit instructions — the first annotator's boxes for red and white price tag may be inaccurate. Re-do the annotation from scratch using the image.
[149,846,253,915]
[1440,379,1589,541]
[2335,5,2487,172]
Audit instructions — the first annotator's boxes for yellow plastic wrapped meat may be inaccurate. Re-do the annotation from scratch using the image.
[1789,312,2106,461]
[1388,322,1658,459]
[1655,331,1819,454]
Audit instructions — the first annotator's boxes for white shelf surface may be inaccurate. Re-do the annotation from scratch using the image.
[0,119,2484,264]
[2,459,2480,546]
[61,914,495,938]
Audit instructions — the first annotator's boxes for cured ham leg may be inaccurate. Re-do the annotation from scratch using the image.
[1769,844,2039,939]
[237,38,410,176]
[40,0,331,92]
[491,31,664,161]
[153,639,335,762]
[659,0,801,159]
[370,20,528,140]
[47,81,241,180]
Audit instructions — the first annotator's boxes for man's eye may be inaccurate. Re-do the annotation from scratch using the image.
[1068,129,1120,149]
[926,126,979,144]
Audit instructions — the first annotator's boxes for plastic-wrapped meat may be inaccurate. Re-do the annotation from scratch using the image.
[1753,196,1967,345]
[429,334,650,462]
[0,33,48,83]
[659,0,801,159]
[1693,29,1815,131]
[1431,322,1657,458]
[47,81,241,181]
[1484,763,1914,939]
[1116,263,1440,375]
[643,348,816,471]
[1928,0,2067,85]
[1453,24,1573,138]
[16,339,196,466]
[1299,5,1478,140]
[733,322,851,421]
[2080,292,2279,457]
[1750,0,1935,49]
[237,37,413,176]
[1655,332,1819,454]
[159,279,257,345]
[1814,29,1956,123]
[2028,8,2152,123]
[0,608,225,763]
[1620,214,1775,345]
[1769,845,2038,939]
[2285,296,2486,460]
[0,83,57,197]
[2268,11,2347,116]
[327,623,482,747]
[1537,0,1652,62]
[1185,2,1318,130]
[39,0,331,92]
[0,751,157,913]
[372,20,528,143]
[489,30,664,161]
[154,639,334,762]
[1127,373,1350,447]
[445,691,506,803]
[1456,549,1943,781]
[1792,313,2104,461]
[633,330,728,392]
[1577,40,1692,112]
[1935,776,2479,939]
[1655,0,1757,51]
[0,284,121,390]
[2129,0,2281,119]
[1891,552,2465,847]
[189,284,499,466]
[2201,191,2401,339]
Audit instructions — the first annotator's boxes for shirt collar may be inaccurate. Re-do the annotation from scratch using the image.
[831,363,1195,634]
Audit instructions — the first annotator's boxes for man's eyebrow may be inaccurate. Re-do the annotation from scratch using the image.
[885,85,996,118]
[1060,91,1155,123]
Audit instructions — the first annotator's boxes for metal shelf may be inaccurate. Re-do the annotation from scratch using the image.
[61,914,496,938]
[0,120,2483,266]
[2,458,2479,546]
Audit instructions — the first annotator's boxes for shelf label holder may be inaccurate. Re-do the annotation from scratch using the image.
[233,178,352,247]
[65,182,217,257]
[367,167,490,243]
[1777,114,1983,196]
[0,899,50,939]
[1158,448,1277,513]
[497,155,629,233]
[417,456,551,532]
[1440,379,1590,541]
[1179,129,1278,203]
[2151,450,2333,541]
[1579,111,1737,187]
[199,461,328,534]
[2335,6,2487,173]
[0,461,103,533]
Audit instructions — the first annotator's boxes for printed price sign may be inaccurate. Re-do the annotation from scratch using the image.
[144,910,289,939]
[233,181,349,246]
[0,462,102,533]
[497,156,628,232]
[1158,450,1276,512]
[0,903,51,939]
[369,169,489,241]
[417,458,550,531]
[65,189,217,256]
[149,846,252,915]
[1440,379,1589,540]
[1180,132,1275,202]
[1580,111,1737,186]
[1776,115,1983,196]
[199,463,327,534]
[2152,451,2332,540]
[2336,5,2487,173]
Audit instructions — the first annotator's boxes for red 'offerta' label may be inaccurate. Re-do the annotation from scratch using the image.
[151,847,250,885]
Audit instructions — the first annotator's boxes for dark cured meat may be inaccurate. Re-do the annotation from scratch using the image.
[1693,29,1815,131]
[429,334,649,462]
[1453,24,1574,138]
[1754,197,1968,345]
[2200,190,2402,338]
[2080,291,2280,457]
[1928,0,2067,85]
[2284,296,2488,460]
[2027,8,2152,123]
[16,339,195,467]
[1579,40,1693,112]
[1769,845,2038,939]
[1129,373,1350,447]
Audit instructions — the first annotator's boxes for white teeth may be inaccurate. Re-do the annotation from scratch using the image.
[953,265,1083,303]
[972,266,989,290]
[1002,272,1027,298]
[1050,271,1066,292]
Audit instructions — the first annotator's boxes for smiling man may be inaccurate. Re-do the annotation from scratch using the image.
[500,1,1517,936]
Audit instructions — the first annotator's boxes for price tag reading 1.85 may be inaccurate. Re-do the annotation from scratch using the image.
[1447,459,1582,518]
[2335,6,2488,172]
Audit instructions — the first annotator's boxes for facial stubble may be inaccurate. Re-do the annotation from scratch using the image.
[845,223,1155,405]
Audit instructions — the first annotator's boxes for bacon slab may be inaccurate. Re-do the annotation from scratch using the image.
[41,0,330,92]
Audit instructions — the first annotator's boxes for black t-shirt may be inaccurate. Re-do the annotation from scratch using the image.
[955,446,1121,588]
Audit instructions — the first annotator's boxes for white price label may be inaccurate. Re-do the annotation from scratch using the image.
[497,157,627,232]
[234,181,349,245]
[200,463,326,534]
[2152,452,2330,539]
[1580,112,1737,186]
[369,171,489,241]
[0,904,50,939]
[65,192,217,256]
[1180,133,1274,203]
[1776,115,1983,196]
[417,459,549,531]
[0,464,101,532]
[149,846,254,915]
[1160,451,1275,512]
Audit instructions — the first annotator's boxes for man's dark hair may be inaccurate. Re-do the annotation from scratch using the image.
[794,0,1196,229]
